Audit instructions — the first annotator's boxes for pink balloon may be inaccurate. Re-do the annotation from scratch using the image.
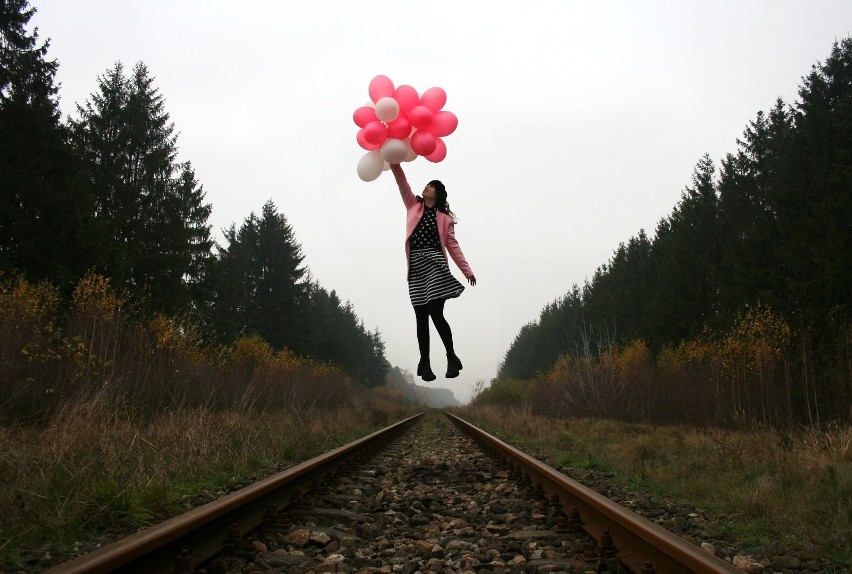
[353,106,378,128]
[430,111,458,137]
[419,87,447,112]
[409,105,434,130]
[425,137,447,162]
[368,75,395,103]
[388,115,412,140]
[356,128,380,151]
[363,121,388,146]
[411,130,437,156]
[394,85,419,113]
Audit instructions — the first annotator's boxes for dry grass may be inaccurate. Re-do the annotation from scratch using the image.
[0,274,420,568]
[458,404,852,563]
[0,391,416,568]
[509,306,852,428]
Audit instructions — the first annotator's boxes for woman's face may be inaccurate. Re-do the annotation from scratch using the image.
[422,184,436,201]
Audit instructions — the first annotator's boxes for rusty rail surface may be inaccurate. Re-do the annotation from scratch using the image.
[46,413,423,574]
[445,411,742,574]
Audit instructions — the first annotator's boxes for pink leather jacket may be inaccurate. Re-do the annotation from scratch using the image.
[390,164,474,280]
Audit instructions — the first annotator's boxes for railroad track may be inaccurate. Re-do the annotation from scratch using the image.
[47,411,742,573]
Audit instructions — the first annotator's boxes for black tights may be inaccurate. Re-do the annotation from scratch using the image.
[414,299,454,360]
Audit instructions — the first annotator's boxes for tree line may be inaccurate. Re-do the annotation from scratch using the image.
[495,38,851,426]
[0,1,387,387]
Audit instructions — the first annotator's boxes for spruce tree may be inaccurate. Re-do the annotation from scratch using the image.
[646,154,719,345]
[212,201,307,350]
[68,63,134,282]
[210,219,258,342]
[171,162,214,311]
[69,61,212,312]
[253,200,308,351]
[302,282,388,386]
[790,39,852,332]
[0,0,97,286]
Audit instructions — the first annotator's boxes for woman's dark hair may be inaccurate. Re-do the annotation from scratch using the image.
[427,179,457,222]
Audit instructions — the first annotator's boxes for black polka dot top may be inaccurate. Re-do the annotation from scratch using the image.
[409,206,440,250]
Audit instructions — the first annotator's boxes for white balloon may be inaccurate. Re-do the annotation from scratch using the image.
[374,96,400,122]
[357,150,384,182]
[380,138,408,164]
[404,138,418,162]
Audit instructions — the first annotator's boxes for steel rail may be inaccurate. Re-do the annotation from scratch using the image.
[445,411,742,574]
[46,412,423,574]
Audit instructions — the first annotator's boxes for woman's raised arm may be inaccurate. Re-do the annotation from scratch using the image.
[390,164,418,209]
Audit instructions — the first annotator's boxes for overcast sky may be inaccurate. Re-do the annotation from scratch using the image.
[32,1,851,403]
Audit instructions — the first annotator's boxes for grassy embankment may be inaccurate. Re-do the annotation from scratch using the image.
[0,273,417,569]
[458,404,851,567]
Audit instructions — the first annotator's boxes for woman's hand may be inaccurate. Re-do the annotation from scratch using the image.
[467,275,477,286]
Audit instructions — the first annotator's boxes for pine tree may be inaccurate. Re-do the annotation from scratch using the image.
[125,62,180,305]
[69,61,212,312]
[495,39,852,425]
[171,162,214,311]
[0,0,97,286]
[646,154,719,345]
[583,231,653,345]
[366,328,388,387]
[497,287,585,380]
[716,101,795,321]
[211,201,307,350]
[209,220,257,342]
[68,63,134,281]
[252,201,308,351]
[789,39,852,331]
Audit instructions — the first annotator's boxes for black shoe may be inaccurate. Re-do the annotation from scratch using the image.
[446,353,463,378]
[418,358,436,382]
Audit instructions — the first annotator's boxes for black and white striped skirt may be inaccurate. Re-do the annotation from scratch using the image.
[408,248,465,307]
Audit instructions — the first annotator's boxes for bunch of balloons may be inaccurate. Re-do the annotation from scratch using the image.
[354,75,458,182]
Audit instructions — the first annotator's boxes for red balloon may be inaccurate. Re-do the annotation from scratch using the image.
[388,115,412,140]
[430,111,458,137]
[356,128,380,151]
[363,121,388,146]
[425,137,447,162]
[409,105,434,130]
[368,75,395,103]
[394,85,419,113]
[420,87,447,112]
[353,106,378,128]
[411,130,437,156]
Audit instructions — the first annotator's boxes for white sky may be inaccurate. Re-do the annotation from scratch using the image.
[32,1,851,403]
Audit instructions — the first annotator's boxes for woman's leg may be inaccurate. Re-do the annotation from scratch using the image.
[427,299,463,377]
[426,298,453,354]
[413,304,435,381]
